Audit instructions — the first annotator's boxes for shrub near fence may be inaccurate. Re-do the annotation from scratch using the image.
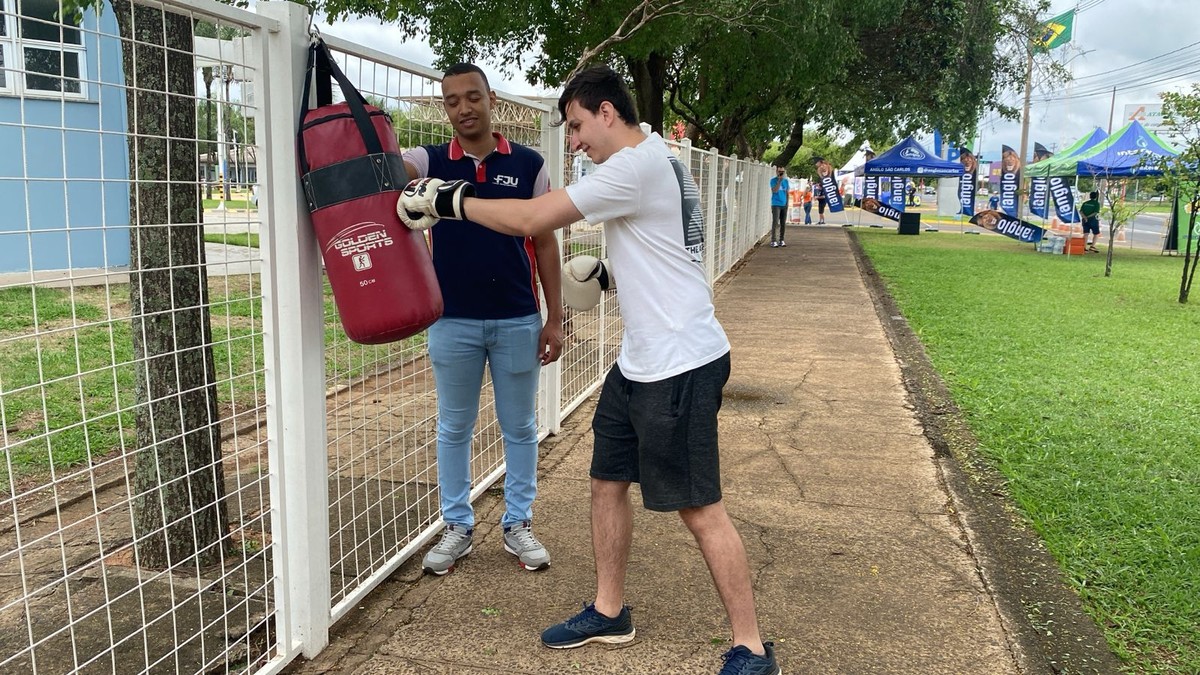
[0,1,770,673]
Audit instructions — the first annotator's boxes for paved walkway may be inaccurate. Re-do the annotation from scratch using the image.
[285,227,1079,674]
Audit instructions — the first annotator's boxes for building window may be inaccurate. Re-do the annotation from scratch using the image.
[0,0,87,97]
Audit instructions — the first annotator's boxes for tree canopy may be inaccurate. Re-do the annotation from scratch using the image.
[310,0,1048,159]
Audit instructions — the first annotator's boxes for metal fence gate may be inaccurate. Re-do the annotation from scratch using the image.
[0,1,770,672]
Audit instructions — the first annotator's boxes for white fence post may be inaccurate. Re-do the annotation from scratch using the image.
[257,0,331,659]
[728,156,741,277]
[540,110,565,434]
[705,147,719,284]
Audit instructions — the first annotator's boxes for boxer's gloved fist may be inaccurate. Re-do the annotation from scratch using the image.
[396,178,475,230]
[562,255,615,311]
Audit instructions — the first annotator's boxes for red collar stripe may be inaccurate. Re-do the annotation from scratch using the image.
[448,132,512,160]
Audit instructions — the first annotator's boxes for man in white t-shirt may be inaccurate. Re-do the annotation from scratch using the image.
[397,64,779,675]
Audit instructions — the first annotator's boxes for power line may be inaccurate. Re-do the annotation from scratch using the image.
[1033,63,1200,102]
[1070,40,1200,82]
[1074,0,1112,13]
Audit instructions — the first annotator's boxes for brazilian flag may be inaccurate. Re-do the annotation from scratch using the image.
[1034,10,1074,52]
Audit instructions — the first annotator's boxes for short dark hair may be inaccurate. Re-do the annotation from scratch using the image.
[443,63,490,91]
[557,64,638,127]
[1089,191,1099,199]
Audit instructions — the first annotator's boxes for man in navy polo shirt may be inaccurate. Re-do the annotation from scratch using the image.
[402,63,563,576]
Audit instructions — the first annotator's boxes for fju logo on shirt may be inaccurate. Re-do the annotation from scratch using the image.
[493,174,520,187]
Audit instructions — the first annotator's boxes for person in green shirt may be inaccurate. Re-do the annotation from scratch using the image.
[1079,191,1101,252]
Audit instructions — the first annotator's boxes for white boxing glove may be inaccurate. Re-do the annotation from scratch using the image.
[396,177,475,230]
[562,255,615,311]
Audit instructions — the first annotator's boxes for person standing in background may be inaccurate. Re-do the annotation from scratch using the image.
[813,177,827,224]
[1079,191,1102,252]
[802,182,813,225]
[769,166,790,248]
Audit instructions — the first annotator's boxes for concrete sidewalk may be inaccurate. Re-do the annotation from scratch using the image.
[286,228,1083,674]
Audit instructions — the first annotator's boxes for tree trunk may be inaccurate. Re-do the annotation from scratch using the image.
[1182,200,1199,303]
[625,52,667,133]
[774,114,807,167]
[114,0,228,569]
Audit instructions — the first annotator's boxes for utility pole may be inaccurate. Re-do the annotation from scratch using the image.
[1107,85,1117,134]
[1016,47,1034,219]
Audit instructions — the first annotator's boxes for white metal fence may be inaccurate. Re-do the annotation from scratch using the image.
[0,0,770,672]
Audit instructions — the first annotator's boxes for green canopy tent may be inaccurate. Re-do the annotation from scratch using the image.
[1024,127,1107,178]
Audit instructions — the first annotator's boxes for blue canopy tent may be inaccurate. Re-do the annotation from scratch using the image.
[1028,121,1177,177]
[851,137,961,232]
[1073,120,1178,177]
[854,136,963,177]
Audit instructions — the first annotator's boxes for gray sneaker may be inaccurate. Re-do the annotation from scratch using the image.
[422,524,473,576]
[503,520,550,571]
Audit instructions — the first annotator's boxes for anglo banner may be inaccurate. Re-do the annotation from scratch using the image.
[864,175,879,202]
[1048,176,1080,223]
[862,197,901,223]
[970,209,1045,243]
[814,157,844,213]
[1029,142,1052,219]
[958,148,978,216]
[889,178,906,213]
[999,144,1021,217]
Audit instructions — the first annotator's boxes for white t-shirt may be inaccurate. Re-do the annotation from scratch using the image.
[565,133,730,382]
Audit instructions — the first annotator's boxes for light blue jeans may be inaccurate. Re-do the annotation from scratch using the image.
[427,313,542,528]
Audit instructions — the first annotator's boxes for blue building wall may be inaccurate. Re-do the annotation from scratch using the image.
[0,4,130,274]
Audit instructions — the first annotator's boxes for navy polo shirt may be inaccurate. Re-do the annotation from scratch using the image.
[423,135,546,319]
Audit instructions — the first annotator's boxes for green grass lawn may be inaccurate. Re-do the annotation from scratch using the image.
[204,232,260,248]
[202,197,255,211]
[0,275,425,491]
[856,230,1199,674]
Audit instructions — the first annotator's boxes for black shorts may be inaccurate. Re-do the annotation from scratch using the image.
[591,352,731,511]
[1083,217,1100,235]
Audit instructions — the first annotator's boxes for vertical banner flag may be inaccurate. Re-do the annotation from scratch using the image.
[1049,176,1080,223]
[1029,142,1052,218]
[1033,10,1075,52]
[814,157,844,213]
[958,147,977,216]
[890,177,906,213]
[999,145,1021,217]
[863,150,878,203]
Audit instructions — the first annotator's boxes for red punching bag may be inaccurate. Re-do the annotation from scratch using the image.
[297,38,442,344]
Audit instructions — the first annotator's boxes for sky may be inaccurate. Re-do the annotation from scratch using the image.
[974,0,1198,162]
[318,13,554,101]
[322,0,1199,162]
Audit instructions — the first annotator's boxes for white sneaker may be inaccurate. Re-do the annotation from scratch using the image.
[779,241,787,247]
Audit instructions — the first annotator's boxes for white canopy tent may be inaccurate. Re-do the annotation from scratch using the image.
[838,143,873,175]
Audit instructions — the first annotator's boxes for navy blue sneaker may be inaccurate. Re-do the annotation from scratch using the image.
[719,641,781,675]
[540,603,635,648]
